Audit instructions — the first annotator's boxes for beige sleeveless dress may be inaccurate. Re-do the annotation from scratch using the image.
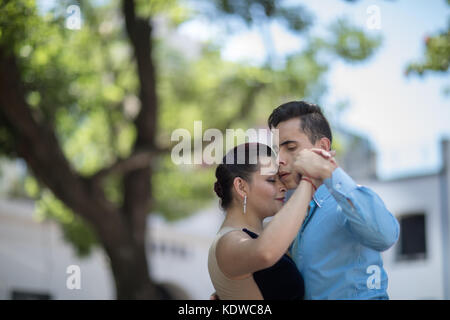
[207,226,264,300]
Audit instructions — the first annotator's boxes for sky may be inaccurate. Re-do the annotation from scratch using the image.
[179,0,450,180]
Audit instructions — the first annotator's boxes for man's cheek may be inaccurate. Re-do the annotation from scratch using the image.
[294,173,301,185]
[286,175,300,189]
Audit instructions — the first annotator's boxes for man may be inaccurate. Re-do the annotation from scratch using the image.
[269,100,399,299]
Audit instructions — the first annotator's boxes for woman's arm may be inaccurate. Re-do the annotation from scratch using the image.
[216,179,314,279]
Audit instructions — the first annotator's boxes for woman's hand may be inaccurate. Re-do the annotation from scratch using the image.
[293,148,338,185]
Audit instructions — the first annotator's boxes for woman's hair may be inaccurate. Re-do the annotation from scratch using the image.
[214,142,275,210]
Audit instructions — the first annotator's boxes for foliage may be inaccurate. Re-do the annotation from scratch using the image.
[405,1,449,94]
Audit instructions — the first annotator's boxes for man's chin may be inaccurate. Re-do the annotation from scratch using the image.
[284,179,299,190]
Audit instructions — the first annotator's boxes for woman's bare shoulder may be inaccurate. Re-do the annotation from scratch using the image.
[216,228,252,251]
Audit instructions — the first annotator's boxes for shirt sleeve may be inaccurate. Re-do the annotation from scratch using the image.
[323,167,400,252]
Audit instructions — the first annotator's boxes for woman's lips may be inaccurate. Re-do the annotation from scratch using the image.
[276,197,285,202]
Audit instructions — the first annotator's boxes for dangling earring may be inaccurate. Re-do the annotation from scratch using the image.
[243,195,247,214]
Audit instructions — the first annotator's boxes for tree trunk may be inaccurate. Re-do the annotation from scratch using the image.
[0,18,166,298]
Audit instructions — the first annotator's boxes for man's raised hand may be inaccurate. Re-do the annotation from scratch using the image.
[293,148,338,183]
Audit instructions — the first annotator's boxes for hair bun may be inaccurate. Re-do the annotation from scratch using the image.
[214,181,224,199]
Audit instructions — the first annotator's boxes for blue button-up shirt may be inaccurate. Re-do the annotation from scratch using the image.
[287,167,399,299]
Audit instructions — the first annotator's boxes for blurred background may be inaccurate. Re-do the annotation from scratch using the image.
[0,0,449,300]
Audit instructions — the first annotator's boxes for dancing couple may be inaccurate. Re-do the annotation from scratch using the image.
[208,101,399,300]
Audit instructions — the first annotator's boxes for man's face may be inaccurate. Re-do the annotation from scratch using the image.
[275,118,316,189]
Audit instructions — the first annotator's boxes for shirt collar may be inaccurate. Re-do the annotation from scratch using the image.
[312,184,332,208]
[286,183,332,208]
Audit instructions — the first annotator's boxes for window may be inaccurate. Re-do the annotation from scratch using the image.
[148,240,189,259]
[11,290,51,300]
[397,213,427,261]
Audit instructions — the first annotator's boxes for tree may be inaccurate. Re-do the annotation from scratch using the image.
[405,0,449,94]
[0,0,381,299]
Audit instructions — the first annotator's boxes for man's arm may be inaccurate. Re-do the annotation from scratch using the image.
[293,148,399,251]
[322,167,400,252]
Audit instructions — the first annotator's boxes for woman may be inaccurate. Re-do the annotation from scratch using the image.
[208,142,321,300]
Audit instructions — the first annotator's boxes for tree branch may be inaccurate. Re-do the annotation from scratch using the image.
[121,0,159,244]
[123,0,158,148]
[90,149,158,182]
[220,81,266,130]
[0,46,114,225]
[0,45,140,274]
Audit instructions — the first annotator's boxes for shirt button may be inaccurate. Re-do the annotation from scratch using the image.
[335,182,342,189]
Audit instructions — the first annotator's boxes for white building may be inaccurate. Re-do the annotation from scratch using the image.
[0,198,114,299]
[363,139,450,300]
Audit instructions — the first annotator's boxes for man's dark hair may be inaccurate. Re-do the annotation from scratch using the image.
[268,101,332,145]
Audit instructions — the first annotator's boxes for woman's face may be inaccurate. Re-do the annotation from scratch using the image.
[247,156,287,218]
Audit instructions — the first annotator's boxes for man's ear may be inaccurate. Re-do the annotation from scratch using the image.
[233,177,248,199]
[316,137,331,151]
